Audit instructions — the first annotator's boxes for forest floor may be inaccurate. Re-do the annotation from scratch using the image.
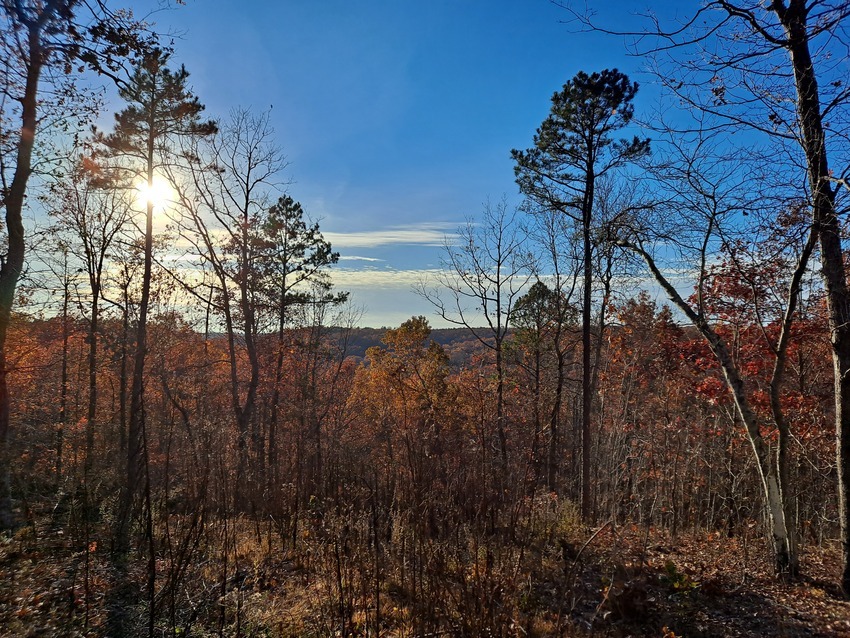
[1,514,849,637]
[562,524,850,637]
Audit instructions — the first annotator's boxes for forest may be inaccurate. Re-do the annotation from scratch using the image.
[2,1,850,637]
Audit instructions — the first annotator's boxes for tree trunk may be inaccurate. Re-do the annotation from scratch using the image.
[57,259,70,489]
[495,336,508,471]
[0,17,46,528]
[118,285,130,456]
[712,330,792,572]
[580,169,595,520]
[118,116,156,551]
[118,195,153,552]
[775,1,850,593]
[766,227,816,577]
[84,287,99,475]
[627,241,794,573]
[268,301,287,495]
[240,285,260,500]
[548,346,566,493]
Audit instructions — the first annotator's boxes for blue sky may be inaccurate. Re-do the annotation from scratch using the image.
[130,0,655,327]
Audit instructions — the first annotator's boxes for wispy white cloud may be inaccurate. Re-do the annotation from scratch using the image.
[324,222,458,248]
[338,255,385,263]
[332,267,442,290]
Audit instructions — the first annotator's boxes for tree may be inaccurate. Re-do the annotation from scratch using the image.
[355,316,455,477]
[513,68,649,518]
[47,155,132,476]
[34,239,74,489]
[610,126,813,574]
[260,194,344,492]
[572,0,850,591]
[598,294,698,530]
[169,108,282,500]
[511,279,578,492]
[765,0,850,593]
[419,198,533,478]
[0,0,148,528]
[97,46,216,551]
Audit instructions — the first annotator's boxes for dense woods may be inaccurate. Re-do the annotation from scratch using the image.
[2,1,850,636]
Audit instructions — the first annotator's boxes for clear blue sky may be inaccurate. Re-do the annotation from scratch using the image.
[131,0,655,327]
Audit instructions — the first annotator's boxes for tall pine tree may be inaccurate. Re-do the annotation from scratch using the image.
[513,69,649,519]
[98,47,216,552]
[260,195,344,492]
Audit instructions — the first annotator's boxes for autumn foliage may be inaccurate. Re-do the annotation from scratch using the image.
[0,272,842,635]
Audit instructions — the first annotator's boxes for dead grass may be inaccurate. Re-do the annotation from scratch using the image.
[1,513,848,637]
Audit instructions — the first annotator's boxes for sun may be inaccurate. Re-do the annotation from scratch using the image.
[136,175,173,211]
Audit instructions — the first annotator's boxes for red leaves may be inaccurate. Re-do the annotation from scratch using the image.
[695,377,726,404]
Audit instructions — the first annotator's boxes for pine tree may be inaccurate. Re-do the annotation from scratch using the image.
[260,195,344,491]
[98,47,216,552]
[513,69,649,519]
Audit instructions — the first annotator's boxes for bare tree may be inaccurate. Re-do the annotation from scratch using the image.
[170,108,285,501]
[47,156,132,476]
[418,198,534,472]
[611,125,813,574]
